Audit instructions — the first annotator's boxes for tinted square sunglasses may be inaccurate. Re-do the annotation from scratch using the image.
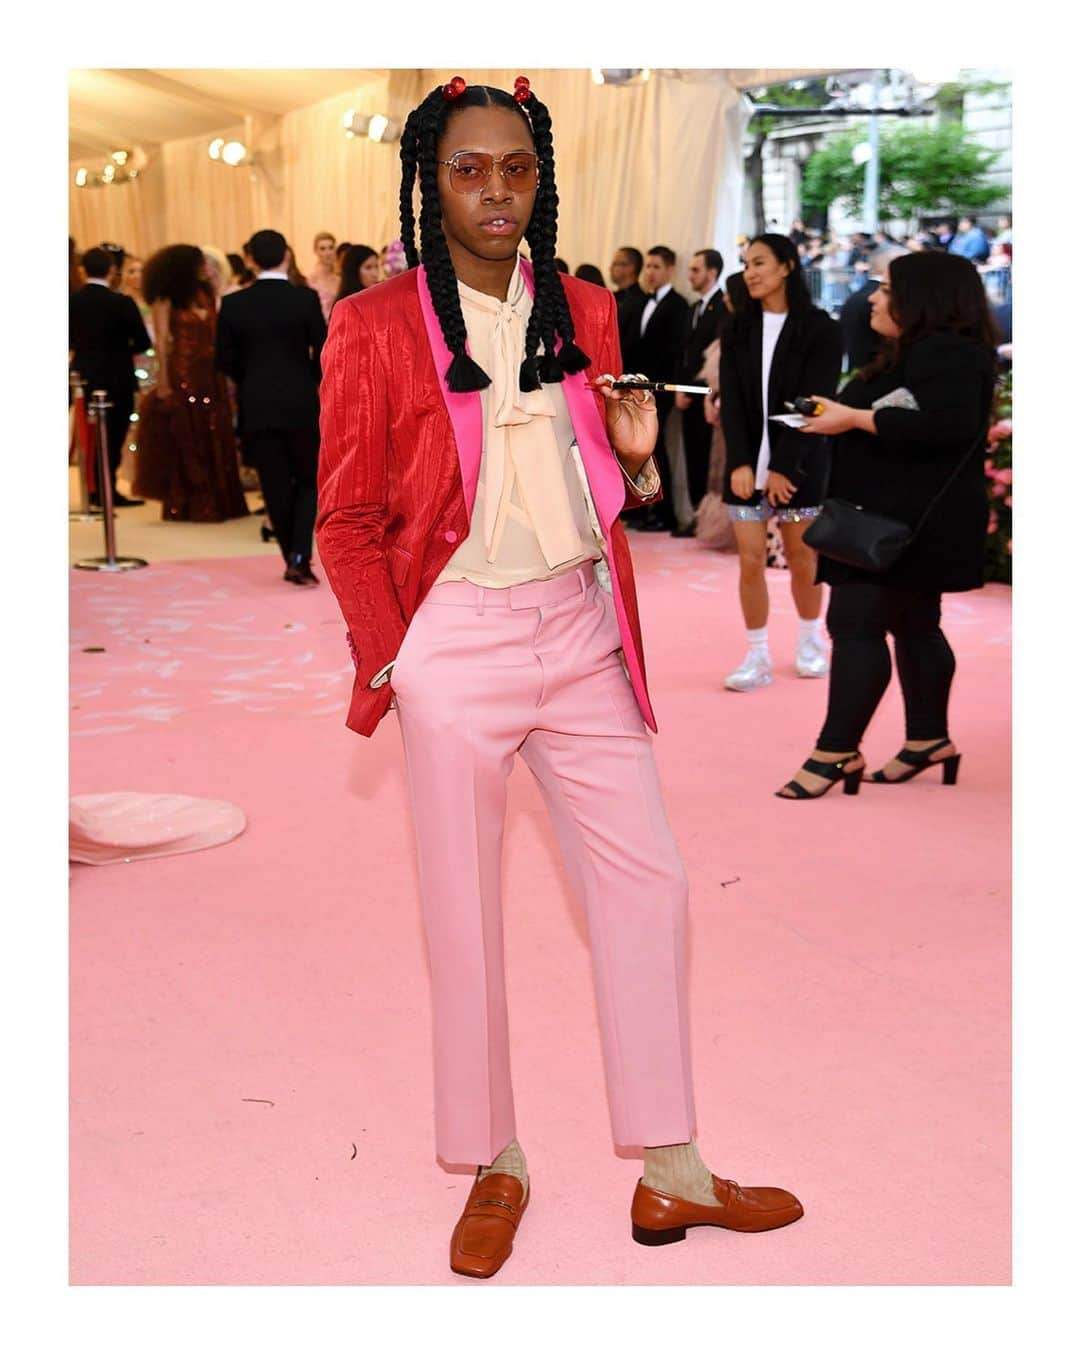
[435,151,539,194]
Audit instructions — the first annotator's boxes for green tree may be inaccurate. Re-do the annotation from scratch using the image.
[800,122,1002,220]
[744,81,830,235]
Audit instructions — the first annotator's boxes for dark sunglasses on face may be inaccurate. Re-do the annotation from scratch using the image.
[436,151,539,194]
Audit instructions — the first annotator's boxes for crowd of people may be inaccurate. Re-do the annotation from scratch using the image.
[768,214,1014,313]
[68,214,1012,635]
[68,229,412,576]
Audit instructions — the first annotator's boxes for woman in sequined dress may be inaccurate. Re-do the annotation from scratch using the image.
[133,245,249,522]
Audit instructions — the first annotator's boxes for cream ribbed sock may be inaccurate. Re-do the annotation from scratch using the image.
[642,1139,721,1206]
[479,1138,529,1201]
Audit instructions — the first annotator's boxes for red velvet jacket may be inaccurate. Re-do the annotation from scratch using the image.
[315,260,661,738]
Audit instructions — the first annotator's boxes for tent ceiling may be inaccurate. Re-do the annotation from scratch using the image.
[68,69,381,160]
[68,67,849,161]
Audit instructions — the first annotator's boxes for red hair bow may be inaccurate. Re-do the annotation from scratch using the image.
[513,75,530,104]
[442,75,467,101]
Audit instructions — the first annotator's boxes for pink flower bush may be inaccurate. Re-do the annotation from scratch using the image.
[985,372,1011,583]
[988,418,1013,446]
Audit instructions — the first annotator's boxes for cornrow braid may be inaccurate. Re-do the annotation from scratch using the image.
[397,80,592,395]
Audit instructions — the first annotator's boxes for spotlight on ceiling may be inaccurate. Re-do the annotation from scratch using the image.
[208,137,225,160]
[592,69,650,86]
[367,114,401,143]
[74,168,88,187]
[343,108,371,138]
[221,140,248,166]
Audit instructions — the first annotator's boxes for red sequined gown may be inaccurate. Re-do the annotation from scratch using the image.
[134,300,249,522]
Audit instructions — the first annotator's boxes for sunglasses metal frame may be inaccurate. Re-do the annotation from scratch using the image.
[435,151,539,193]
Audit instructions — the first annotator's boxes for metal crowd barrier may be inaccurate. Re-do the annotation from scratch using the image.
[72,389,148,573]
[803,263,1012,313]
[68,370,99,523]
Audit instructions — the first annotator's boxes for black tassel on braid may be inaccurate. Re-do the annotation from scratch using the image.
[397,80,591,394]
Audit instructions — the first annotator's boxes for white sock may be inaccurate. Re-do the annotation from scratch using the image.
[479,1138,528,1200]
[798,617,822,645]
[746,626,770,661]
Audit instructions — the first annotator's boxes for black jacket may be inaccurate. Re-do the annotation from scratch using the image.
[838,279,881,372]
[614,283,648,365]
[215,279,327,435]
[623,287,691,384]
[718,304,843,507]
[679,288,726,384]
[69,283,151,395]
[823,332,995,593]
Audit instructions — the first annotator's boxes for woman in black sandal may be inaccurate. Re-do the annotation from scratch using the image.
[775,250,997,800]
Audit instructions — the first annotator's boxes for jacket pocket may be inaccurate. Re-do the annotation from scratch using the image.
[389,544,412,588]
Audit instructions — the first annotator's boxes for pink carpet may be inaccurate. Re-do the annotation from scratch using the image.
[69,538,1011,1285]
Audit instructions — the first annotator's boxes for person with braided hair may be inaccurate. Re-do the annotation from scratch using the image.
[316,75,804,1280]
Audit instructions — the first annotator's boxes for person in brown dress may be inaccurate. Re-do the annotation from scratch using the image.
[134,244,249,522]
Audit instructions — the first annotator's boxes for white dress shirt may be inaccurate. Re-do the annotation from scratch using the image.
[640,282,673,336]
[691,279,724,328]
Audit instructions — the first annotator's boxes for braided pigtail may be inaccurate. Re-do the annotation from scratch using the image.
[518,92,562,387]
[404,86,491,392]
[398,112,421,269]
[520,92,591,382]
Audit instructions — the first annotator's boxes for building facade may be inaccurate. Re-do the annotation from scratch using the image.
[743,69,1012,239]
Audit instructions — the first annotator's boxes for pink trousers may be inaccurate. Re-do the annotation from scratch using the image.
[392,562,696,1164]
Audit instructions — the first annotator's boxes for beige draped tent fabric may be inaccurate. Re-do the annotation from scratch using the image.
[70,68,756,275]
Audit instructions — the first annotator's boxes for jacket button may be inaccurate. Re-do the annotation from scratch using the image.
[444,530,458,543]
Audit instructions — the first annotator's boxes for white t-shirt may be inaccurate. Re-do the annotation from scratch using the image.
[754,310,788,489]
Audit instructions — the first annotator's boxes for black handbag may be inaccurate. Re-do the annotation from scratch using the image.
[804,430,988,574]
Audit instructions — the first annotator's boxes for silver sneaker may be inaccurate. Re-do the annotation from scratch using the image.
[724,651,773,692]
[795,635,830,678]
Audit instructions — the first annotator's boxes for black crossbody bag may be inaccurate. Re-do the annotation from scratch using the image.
[803,429,987,574]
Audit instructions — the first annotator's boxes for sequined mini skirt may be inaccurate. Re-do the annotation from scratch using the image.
[727,499,822,525]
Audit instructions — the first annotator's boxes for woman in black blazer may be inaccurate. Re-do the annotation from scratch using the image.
[776,251,997,799]
[719,234,843,691]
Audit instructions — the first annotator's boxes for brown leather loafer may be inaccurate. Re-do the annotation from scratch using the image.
[631,1174,803,1245]
[449,1171,530,1278]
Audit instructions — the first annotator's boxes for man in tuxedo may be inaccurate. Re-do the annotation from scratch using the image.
[623,245,691,531]
[216,229,327,585]
[672,249,725,535]
[69,246,152,506]
[609,246,647,366]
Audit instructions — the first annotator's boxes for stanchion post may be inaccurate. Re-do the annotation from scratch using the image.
[92,389,119,564]
[72,391,149,573]
[68,369,98,522]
